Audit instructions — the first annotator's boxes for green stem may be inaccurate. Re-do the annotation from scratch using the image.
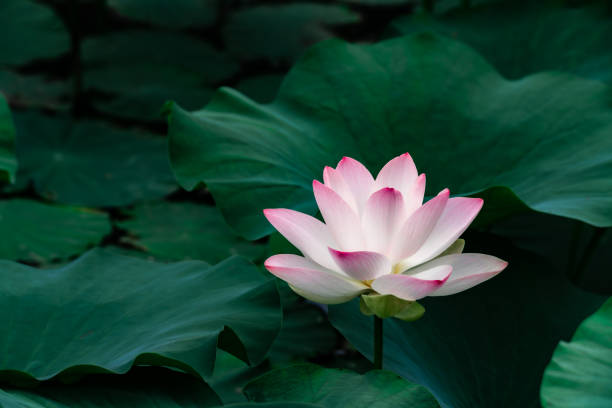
[373,316,383,370]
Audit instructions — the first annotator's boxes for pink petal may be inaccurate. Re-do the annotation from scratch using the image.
[400,197,483,269]
[414,253,508,296]
[405,173,426,215]
[371,265,452,301]
[392,189,449,262]
[323,166,358,211]
[335,156,376,213]
[263,208,338,271]
[362,187,407,254]
[329,248,391,280]
[376,153,418,197]
[265,254,368,304]
[313,180,364,251]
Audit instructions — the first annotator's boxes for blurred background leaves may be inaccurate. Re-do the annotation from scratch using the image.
[1,0,611,407]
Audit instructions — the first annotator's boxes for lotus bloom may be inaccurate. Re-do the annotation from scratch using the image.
[264,153,507,305]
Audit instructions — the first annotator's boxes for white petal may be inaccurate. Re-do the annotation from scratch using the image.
[371,265,452,301]
[329,248,391,280]
[400,197,483,269]
[376,153,418,197]
[265,254,368,304]
[313,180,364,251]
[335,156,376,214]
[405,173,426,215]
[323,166,358,212]
[263,208,338,271]
[392,189,449,262]
[410,253,508,296]
[362,187,407,254]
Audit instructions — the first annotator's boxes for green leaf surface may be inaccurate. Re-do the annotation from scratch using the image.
[107,0,217,29]
[489,213,612,294]
[13,112,176,206]
[541,297,612,407]
[0,249,281,382]
[0,199,110,263]
[83,31,237,91]
[328,232,606,408]
[269,283,337,362]
[116,201,264,263]
[390,1,612,82]
[0,367,221,408]
[83,31,236,121]
[0,94,17,183]
[166,33,612,240]
[235,75,284,104]
[223,4,360,63]
[0,0,69,66]
[0,70,68,110]
[207,350,269,404]
[244,363,440,407]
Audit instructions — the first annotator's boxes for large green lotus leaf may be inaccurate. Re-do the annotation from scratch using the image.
[107,0,217,29]
[13,112,176,206]
[0,70,68,110]
[244,363,440,407]
[488,213,612,294]
[0,367,221,408]
[166,33,612,240]
[0,249,281,382]
[0,94,17,183]
[0,199,110,263]
[328,231,606,408]
[223,4,360,63]
[83,31,238,92]
[390,1,612,82]
[269,283,337,362]
[541,297,612,407]
[0,0,69,66]
[116,201,264,263]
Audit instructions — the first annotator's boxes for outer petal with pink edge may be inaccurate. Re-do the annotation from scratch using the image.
[313,180,364,251]
[335,157,376,213]
[392,189,449,262]
[376,153,418,199]
[408,253,508,296]
[323,166,357,211]
[263,208,338,271]
[329,249,391,281]
[371,265,452,301]
[265,254,368,304]
[399,197,483,269]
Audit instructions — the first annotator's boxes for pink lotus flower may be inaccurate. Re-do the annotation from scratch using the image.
[264,153,508,305]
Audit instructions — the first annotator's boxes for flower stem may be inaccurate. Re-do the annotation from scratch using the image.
[373,315,383,370]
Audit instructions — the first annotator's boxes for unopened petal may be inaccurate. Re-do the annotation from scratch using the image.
[400,197,483,269]
[329,248,391,280]
[392,189,449,262]
[263,208,338,271]
[335,156,376,213]
[362,187,407,254]
[265,254,368,304]
[313,180,364,251]
[413,253,508,296]
[376,153,418,197]
[371,265,452,301]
